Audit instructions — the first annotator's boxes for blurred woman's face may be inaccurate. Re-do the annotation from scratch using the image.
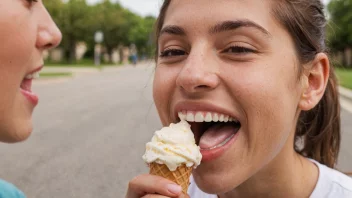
[153,0,305,194]
[0,0,61,142]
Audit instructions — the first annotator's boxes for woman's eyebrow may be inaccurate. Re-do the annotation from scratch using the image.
[159,20,271,38]
[160,25,187,37]
[209,20,272,38]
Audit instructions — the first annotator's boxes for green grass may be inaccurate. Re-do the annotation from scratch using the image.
[40,72,72,78]
[45,58,123,67]
[335,68,352,89]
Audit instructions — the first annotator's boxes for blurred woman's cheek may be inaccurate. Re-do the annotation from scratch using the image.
[0,0,38,142]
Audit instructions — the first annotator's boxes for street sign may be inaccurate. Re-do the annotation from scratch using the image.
[94,31,104,44]
[94,31,104,66]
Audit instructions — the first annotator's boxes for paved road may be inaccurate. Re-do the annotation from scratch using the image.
[0,63,351,198]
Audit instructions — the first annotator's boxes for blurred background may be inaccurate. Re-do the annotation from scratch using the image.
[43,0,158,67]
[0,0,351,197]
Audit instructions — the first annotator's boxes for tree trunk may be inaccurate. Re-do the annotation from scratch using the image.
[106,46,113,63]
[69,39,76,64]
[344,47,352,67]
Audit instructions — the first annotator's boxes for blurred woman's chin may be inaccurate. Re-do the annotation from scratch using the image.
[16,121,33,142]
[0,121,33,143]
[14,131,32,143]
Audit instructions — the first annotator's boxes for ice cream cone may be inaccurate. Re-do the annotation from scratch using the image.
[143,121,202,194]
[150,163,193,194]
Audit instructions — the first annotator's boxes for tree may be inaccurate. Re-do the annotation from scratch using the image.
[91,1,156,63]
[44,0,64,20]
[46,0,93,63]
[45,0,156,63]
[91,1,126,62]
[327,0,352,51]
[128,16,156,58]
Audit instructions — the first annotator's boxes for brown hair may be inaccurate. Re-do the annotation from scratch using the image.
[154,0,171,60]
[154,0,340,168]
[273,0,340,168]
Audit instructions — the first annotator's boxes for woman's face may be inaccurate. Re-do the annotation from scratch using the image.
[153,0,305,194]
[0,0,61,142]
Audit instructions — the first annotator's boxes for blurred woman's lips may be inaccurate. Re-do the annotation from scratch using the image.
[20,79,39,106]
[20,66,42,106]
[27,65,43,75]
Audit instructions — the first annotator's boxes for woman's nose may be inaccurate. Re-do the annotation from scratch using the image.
[36,6,62,50]
[176,51,220,94]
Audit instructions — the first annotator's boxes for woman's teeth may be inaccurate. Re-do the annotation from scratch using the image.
[178,111,238,123]
[25,71,40,80]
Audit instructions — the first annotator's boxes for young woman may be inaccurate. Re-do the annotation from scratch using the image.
[126,0,352,197]
[0,0,61,197]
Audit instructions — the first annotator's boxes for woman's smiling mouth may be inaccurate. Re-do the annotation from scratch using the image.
[20,67,42,106]
[175,104,242,162]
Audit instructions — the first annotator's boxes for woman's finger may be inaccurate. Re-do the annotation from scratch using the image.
[141,194,189,198]
[141,194,170,198]
[179,194,190,198]
[126,174,183,198]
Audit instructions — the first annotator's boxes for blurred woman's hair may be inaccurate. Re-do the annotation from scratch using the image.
[154,0,340,168]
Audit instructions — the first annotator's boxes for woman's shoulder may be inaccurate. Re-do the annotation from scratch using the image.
[0,179,26,198]
[310,160,352,198]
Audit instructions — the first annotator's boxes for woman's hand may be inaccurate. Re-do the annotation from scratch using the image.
[126,174,189,198]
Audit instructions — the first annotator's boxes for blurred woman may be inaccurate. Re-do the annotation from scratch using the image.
[0,0,61,197]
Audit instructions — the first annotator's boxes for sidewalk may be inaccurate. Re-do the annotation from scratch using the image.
[35,66,103,84]
[340,86,352,114]
[40,62,153,76]
[41,66,101,76]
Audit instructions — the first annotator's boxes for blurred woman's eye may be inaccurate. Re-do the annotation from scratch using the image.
[26,0,38,5]
[160,49,187,58]
[222,46,257,54]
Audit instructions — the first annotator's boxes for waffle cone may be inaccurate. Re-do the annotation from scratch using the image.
[149,163,193,194]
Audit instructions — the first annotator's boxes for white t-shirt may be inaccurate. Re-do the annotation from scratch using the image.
[188,160,352,198]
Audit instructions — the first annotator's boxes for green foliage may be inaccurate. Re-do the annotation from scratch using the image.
[335,68,352,89]
[46,0,93,63]
[327,0,352,51]
[128,15,156,57]
[45,0,156,63]
[40,72,73,78]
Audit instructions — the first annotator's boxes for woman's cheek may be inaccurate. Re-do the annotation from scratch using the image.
[153,66,175,125]
[235,68,297,153]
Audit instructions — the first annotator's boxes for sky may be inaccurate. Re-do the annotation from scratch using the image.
[87,0,331,17]
[87,0,162,17]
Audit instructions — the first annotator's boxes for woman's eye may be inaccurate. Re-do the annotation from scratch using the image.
[160,49,187,58]
[223,46,257,54]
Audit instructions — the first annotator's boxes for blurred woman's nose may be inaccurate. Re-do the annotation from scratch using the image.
[36,6,62,50]
[176,49,220,94]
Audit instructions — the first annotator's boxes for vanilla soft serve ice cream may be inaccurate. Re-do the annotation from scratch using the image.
[142,120,202,171]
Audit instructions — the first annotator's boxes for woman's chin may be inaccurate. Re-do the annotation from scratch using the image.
[193,169,245,195]
[2,120,33,143]
[14,130,31,143]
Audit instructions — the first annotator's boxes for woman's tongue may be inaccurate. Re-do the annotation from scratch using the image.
[199,123,238,150]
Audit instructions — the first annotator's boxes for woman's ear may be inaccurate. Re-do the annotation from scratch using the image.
[299,53,330,111]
